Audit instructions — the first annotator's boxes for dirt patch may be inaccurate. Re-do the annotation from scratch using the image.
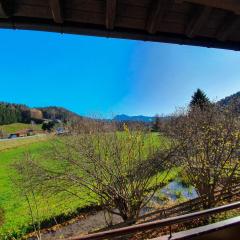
[28,210,122,240]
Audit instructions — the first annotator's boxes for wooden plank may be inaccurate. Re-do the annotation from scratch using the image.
[117,4,148,19]
[115,16,146,30]
[17,0,49,7]
[0,4,7,18]
[153,216,240,240]
[14,5,52,19]
[0,0,11,18]
[106,0,117,30]
[186,6,212,38]
[64,9,105,25]
[146,0,174,34]
[165,11,190,24]
[178,0,240,15]
[64,0,104,13]
[1,18,240,51]
[217,15,240,42]
[158,21,186,34]
[49,0,63,23]
[120,0,151,7]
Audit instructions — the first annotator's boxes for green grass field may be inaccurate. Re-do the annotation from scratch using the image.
[0,139,97,239]
[0,123,42,134]
[0,133,178,239]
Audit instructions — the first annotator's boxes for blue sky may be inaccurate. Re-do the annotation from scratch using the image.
[1,29,240,118]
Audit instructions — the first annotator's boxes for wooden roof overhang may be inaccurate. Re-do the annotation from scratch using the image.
[1,0,240,50]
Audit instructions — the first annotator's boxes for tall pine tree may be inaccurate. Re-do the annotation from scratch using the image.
[190,89,210,110]
[152,115,161,132]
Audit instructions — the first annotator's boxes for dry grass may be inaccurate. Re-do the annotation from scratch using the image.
[0,134,49,152]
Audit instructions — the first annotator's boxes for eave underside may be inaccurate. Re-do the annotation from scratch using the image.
[0,0,240,50]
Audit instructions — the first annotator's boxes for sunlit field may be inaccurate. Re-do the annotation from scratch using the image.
[0,135,48,152]
[0,138,96,239]
[0,123,42,134]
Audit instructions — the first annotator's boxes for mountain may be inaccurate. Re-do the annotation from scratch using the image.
[113,114,155,122]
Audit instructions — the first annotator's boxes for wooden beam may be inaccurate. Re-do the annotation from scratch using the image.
[217,15,240,42]
[148,0,175,34]
[179,0,240,15]
[1,20,240,51]
[106,0,117,30]
[186,6,212,38]
[49,0,63,24]
[146,0,174,34]
[0,0,11,18]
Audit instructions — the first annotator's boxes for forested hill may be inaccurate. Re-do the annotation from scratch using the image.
[37,107,82,122]
[0,102,82,125]
[218,91,240,108]
[0,102,30,125]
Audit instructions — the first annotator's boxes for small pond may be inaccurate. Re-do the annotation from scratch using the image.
[160,180,198,201]
[142,180,198,214]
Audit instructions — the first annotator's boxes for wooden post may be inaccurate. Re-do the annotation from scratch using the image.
[186,6,212,38]
[49,0,63,24]
[146,0,173,34]
[106,0,117,30]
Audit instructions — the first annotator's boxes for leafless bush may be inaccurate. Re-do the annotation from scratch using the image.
[14,122,173,223]
[165,103,240,208]
[12,153,43,239]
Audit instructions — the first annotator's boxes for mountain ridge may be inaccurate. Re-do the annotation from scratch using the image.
[1,90,240,125]
[113,114,156,122]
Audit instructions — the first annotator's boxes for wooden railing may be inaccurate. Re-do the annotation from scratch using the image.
[67,201,240,240]
[138,183,240,222]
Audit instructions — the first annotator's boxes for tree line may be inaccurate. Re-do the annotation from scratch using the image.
[0,102,83,125]
[0,102,31,125]
[152,88,211,132]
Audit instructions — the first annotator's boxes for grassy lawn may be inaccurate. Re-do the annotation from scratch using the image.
[0,133,178,239]
[0,139,96,239]
[0,123,42,134]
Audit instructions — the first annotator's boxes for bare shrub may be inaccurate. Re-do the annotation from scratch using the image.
[165,103,240,208]
[14,122,173,223]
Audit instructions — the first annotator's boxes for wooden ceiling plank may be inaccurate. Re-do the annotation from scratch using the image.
[49,0,63,24]
[106,0,117,30]
[146,0,174,34]
[186,6,212,38]
[217,15,240,42]
[0,0,10,18]
[179,0,240,15]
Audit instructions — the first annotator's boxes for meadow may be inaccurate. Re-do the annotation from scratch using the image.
[0,135,48,152]
[0,139,97,239]
[0,123,42,134]
[0,133,179,239]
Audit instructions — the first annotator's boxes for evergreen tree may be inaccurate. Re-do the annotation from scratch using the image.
[0,102,29,125]
[152,115,161,132]
[190,89,210,110]
[42,121,55,132]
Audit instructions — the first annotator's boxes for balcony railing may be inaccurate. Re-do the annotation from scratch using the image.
[67,201,240,240]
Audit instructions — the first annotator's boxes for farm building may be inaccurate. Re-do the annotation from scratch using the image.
[8,129,43,138]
